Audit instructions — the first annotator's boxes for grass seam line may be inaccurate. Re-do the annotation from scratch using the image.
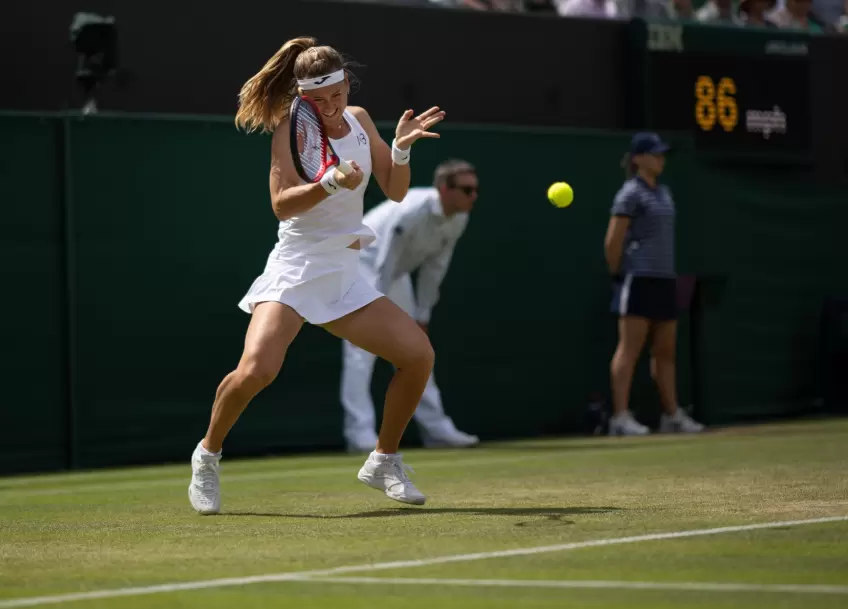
[294,576,848,595]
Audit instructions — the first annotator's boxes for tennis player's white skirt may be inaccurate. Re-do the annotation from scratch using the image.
[237,247,383,325]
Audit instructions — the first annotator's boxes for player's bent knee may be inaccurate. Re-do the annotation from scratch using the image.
[421,339,436,369]
[400,335,435,373]
[236,360,280,393]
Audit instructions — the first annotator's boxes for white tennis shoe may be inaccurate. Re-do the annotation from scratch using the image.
[357,451,426,505]
[608,411,650,436]
[660,408,705,433]
[421,428,480,449]
[188,442,221,515]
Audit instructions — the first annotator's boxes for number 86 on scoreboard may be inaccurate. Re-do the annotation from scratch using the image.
[695,75,739,133]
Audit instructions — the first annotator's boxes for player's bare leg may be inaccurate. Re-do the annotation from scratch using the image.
[190,302,303,514]
[324,297,433,504]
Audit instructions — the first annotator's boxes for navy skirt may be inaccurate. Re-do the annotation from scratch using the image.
[611,274,678,321]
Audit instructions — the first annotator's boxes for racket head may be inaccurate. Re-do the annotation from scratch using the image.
[289,95,343,183]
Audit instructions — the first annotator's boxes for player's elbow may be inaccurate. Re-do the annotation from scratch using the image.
[272,195,298,222]
[386,183,409,203]
[387,190,406,203]
[272,199,290,221]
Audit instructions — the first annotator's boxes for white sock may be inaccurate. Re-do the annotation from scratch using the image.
[371,451,396,462]
[198,441,221,458]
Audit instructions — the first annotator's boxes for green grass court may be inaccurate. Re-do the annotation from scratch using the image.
[1,419,847,608]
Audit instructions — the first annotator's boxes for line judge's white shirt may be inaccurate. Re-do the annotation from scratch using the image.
[361,187,469,324]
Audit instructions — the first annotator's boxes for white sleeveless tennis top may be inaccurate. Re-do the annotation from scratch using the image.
[271,109,375,258]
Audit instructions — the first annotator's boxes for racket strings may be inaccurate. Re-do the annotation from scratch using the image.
[295,105,326,181]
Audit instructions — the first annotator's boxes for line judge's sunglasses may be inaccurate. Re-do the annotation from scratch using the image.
[449,183,478,196]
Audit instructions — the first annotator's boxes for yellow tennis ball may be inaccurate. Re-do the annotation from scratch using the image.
[547,182,573,208]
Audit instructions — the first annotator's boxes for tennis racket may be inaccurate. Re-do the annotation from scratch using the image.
[290,95,353,183]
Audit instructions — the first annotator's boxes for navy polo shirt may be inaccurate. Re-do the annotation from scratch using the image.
[610,177,676,278]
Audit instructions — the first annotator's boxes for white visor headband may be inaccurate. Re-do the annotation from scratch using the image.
[297,69,346,90]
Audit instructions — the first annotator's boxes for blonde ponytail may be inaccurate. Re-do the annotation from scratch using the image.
[235,36,317,134]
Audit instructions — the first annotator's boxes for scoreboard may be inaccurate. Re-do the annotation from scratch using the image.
[629,20,813,164]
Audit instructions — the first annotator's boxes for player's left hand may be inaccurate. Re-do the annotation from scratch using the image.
[395,107,445,149]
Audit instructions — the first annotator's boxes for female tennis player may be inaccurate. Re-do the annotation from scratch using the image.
[188,37,445,514]
[604,132,705,436]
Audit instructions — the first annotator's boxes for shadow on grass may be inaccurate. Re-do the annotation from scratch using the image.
[222,506,621,520]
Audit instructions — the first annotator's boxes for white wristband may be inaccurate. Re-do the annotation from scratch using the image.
[320,169,340,194]
[391,139,410,165]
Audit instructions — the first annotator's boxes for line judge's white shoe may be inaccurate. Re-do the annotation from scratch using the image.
[608,411,650,436]
[660,408,705,433]
[421,428,480,449]
[357,451,426,506]
[346,435,379,454]
[188,442,221,515]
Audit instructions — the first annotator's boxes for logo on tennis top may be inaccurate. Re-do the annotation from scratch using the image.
[358,133,367,146]
[313,76,331,85]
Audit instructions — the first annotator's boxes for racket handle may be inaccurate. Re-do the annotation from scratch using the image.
[336,159,353,176]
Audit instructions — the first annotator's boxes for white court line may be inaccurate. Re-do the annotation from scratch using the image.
[306,576,848,595]
[0,516,844,608]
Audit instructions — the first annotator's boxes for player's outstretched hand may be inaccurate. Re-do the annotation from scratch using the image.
[395,107,446,149]
[336,160,364,190]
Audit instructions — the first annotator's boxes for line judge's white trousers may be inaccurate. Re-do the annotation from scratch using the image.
[340,273,460,447]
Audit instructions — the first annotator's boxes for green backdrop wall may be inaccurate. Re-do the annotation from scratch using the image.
[1,113,843,474]
[1,116,68,472]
